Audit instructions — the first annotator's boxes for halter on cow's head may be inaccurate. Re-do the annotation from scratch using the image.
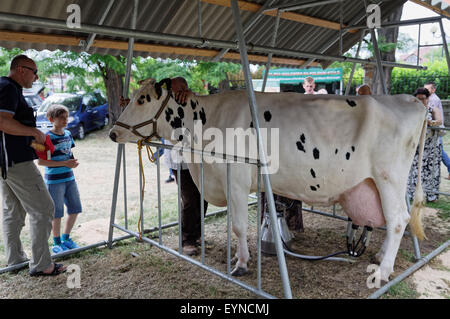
[109,78,172,144]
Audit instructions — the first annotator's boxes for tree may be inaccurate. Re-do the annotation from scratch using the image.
[0,48,23,76]
[366,5,404,94]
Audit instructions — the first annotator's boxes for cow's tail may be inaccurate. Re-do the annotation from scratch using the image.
[409,115,427,241]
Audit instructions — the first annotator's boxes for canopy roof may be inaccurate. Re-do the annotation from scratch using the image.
[0,0,415,68]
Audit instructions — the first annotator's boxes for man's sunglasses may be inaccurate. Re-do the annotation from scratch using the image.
[20,65,38,75]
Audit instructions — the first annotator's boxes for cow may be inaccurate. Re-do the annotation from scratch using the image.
[109,78,427,283]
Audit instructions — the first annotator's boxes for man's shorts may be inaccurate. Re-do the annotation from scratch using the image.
[47,180,82,219]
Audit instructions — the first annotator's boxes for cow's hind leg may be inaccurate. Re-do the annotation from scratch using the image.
[229,190,250,277]
[373,179,410,282]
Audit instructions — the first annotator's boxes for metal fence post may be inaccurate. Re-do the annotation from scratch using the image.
[231,0,292,299]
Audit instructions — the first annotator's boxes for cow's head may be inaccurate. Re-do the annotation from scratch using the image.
[109,78,172,143]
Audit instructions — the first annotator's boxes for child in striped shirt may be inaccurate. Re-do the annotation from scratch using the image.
[38,104,82,254]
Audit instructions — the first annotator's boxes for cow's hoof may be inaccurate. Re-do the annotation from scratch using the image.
[231,266,248,277]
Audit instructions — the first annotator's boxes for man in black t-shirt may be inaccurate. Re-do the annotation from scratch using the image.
[0,55,66,276]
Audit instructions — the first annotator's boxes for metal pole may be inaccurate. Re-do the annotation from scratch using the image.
[123,0,138,98]
[343,16,443,31]
[107,143,123,248]
[226,162,231,276]
[200,161,205,264]
[212,0,277,62]
[370,28,388,95]
[267,0,343,12]
[231,0,292,299]
[368,240,450,299]
[262,9,280,92]
[417,24,421,67]
[0,12,427,71]
[83,0,115,51]
[301,3,375,68]
[197,0,202,38]
[339,0,343,57]
[439,19,450,72]
[345,30,364,96]
[257,163,262,291]
[157,147,162,245]
[177,163,182,254]
[122,143,128,229]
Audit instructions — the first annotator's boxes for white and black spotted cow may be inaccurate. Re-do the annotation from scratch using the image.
[109,78,427,282]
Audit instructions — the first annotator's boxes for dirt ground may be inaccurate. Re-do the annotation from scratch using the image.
[0,127,449,299]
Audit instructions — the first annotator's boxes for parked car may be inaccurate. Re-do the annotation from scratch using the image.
[23,85,44,111]
[23,92,43,111]
[36,91,109,139]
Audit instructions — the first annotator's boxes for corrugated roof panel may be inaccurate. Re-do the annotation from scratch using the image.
[0,0,415,67]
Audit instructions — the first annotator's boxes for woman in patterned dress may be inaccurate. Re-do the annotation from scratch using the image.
[407,88,443,202]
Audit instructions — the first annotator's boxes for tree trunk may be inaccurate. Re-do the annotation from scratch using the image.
[372,5,404,94]
[99,62,124,126]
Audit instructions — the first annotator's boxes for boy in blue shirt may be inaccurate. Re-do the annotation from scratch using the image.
[38,104,82,253]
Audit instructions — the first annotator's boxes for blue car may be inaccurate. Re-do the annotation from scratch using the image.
[36,92,109,139]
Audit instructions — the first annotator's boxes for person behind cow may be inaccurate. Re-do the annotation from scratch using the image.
[302,76,317,94]
[407,87,443,203]
[38,104,82,253]
[356,84,372,95]
[0,54,66,276]
[424,81,449,180]
[164,139,208,256]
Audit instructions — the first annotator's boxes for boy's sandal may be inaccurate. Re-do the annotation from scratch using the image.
[29,263,66,277]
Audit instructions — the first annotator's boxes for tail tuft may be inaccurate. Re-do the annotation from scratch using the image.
[409,192,427,241]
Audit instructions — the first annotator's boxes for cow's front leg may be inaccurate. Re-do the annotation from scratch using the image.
[229,191,250,277]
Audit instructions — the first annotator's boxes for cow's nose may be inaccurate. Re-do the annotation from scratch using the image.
[109,131,117,142]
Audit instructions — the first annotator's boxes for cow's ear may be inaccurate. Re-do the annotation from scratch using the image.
[138,78,156,86]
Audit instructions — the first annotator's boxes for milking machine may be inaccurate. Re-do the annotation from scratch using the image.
[260,201,373,262]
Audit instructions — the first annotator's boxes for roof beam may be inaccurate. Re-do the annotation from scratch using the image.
[0,12,425,70]
[201,0,349,31]
[0,30,316,67]
[408,0,450,18]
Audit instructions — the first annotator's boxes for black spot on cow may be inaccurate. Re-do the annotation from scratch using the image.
[250,121,254,128]
[335,149,338,155]
[310,168,316,178]
[193,112,198,121]
[191,100,197,110]
[346,99,357,107]
[351,146,355,152]
[310,186,317,191]
[165,108,174,122]
[178,135,183,142]
[316,184,320,189]
[170,117,182,129]
[346,152,351,160]
[199,107,207,125]
[137,95,146,105]
[300,133,306,144]
[177,107,184,118]
[146,94,151,102]
[264,111,272,122]
[313,148,320,160]
[296,141,306,153]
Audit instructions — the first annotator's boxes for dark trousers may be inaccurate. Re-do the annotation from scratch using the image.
[261,193,304,232]
[173,169,208,246]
